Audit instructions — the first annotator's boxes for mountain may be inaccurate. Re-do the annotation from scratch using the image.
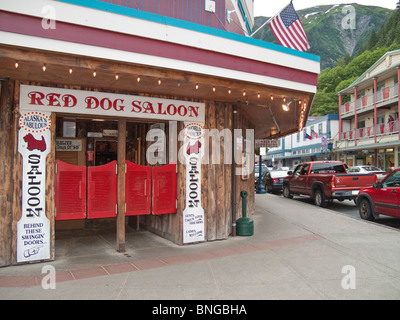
[253,3,392,69]
[309,7,400,116]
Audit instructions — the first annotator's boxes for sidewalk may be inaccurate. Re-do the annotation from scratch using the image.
[1,194,400,300]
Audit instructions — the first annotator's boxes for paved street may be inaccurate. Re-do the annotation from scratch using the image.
[1,193,400,301]
[267,192,400,230]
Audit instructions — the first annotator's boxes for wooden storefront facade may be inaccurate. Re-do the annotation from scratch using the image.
[0,0,320,266]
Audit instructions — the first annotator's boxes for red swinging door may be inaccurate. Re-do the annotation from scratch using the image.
[125,160,151,216]
[55,160,87,221]
[87,161,118,219]
[125,161,177,215]
[55,161,177,220]
[152,163,177,215]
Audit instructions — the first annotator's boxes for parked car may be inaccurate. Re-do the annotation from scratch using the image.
[255,164,268,179]
[348,165,387,181]
[262,170,288,193]
[357,168,400,220]
[282,161,377,207]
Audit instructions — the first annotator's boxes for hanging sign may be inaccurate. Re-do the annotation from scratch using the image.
[255,139,278,148]
[56,139,82,151]
[17,111,51,263]
[19,85,205,123]
[183,123,205,244]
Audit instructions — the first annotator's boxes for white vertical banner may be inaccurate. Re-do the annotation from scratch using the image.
[182,123,205,243]
[17,111,52,263]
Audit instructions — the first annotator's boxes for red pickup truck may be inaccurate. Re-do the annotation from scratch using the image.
[282,161,377,207]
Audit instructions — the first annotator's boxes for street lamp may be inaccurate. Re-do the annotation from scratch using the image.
[256,154,266,194]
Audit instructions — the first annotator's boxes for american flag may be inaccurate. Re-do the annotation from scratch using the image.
[268,2,310,52]
[311,128,319,138]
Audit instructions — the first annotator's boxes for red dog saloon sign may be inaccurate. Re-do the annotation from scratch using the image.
[19,85,205,123]
[17,112,51,263]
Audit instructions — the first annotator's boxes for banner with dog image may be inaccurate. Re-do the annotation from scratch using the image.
[17,111,51,263]
[182,123,205,244]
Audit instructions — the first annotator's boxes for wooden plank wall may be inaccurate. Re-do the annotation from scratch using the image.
[145,100,255,244]
[10,81,23,264]
[204,101,255,241]
[234,105,256,223]
[0,80,14,266]
[97,0,227,32]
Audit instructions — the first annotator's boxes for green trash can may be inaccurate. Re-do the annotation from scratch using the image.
[236,191,254,236]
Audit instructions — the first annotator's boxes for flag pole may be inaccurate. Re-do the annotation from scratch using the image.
[250,16,273,38]
[250,0,293,38]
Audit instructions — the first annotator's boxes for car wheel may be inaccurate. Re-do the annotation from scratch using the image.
[314,189,327,208]
[283,185,292,199]
[358,198,375,221]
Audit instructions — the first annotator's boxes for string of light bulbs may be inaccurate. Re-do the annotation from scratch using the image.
[13,60,307,111]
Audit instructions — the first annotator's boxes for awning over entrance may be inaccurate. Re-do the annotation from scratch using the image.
[0,0,320,139]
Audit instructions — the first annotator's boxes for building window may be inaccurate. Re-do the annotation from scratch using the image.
[205,0,216,13]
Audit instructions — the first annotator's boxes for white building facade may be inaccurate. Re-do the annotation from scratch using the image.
[265,114,340,169]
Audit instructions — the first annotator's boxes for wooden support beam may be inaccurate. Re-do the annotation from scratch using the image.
[46,113,56,260]
[117,119,126,252]
[11,80,22,264]
[0,79,14,266]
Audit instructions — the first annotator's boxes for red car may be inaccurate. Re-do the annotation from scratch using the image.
[357,168,400,220]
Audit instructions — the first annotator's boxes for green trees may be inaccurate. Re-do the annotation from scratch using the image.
[311,44,400,116]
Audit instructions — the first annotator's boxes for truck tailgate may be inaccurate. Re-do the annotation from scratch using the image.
[334,173,376,189]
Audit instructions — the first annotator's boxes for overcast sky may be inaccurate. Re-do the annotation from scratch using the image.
[254,0,397,17]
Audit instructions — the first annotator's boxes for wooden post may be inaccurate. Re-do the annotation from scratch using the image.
[224,104,232,238]
[0,80,14,266]
[117,119,126,252]
[46,113,56,260]
[11,81,22,264]
[231,105,237,237]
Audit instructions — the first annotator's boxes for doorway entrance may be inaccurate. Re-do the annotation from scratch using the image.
[54,116,177,226]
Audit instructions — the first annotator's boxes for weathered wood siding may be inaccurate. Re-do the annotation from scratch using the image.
[144,100,255,244]
[0,80,14,266]
[1,80,256,265]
